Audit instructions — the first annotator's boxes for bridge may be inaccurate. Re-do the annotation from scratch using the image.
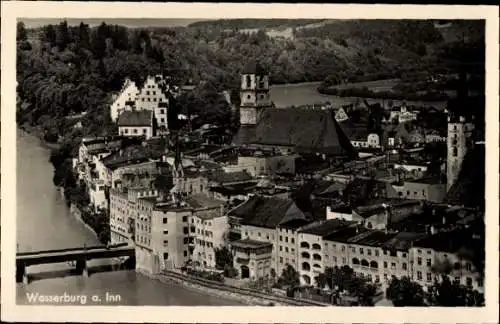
[16,243,135,284]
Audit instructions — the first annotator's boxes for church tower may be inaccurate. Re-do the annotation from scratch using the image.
[447,113,474,191]
[446,71,475,191]
[239,61,272,126]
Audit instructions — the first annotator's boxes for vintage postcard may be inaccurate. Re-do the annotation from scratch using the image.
[1,1,498,323]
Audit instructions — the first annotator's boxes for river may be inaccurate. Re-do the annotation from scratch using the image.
[16,129,242,305]
[269,81,448,109]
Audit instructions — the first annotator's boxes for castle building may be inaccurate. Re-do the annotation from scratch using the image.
[233,61,356,158]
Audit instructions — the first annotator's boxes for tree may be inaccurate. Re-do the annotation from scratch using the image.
[214,246,233,270]
[56,20,70,51]
[17,22,28,42]
[386,276,425,306]
[277,264,300,288]
[427,276,485,306]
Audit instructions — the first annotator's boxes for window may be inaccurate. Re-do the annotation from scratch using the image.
[285,247,289,253]
[247,95,251,99]
[341,245,346,252]
[183,237,188,244]
[391,262,396,270]
[258,232,261,237]
[466,263,472,271]
[291,238,295,244]
[417,271,422,280]
[280,246,283,251]
[279,257,283,264]
[367,249,372,256]
[182,216,188,222]
[160,109,165,114]
[351,247,356,253]
[279,235,283,241]
[466,277,472,287]
[163,218,167,224]
[124,129,129,134]
[360,248,364,255]
[452,147,458,157]
[163,240,168,246]
[285,237,288,243]
[402,263,407,270]
[426,259,432,267]
[342,257,347,264]
[160,118,165,123]
[417,257,422,266]
[427,273,432,282]
[291,248,295,253]
[246,75,251,88]
[375,250,379,257]
[146,91,150,95]
[383,262,388,269]
[183,227,188,234]
[163,253,168,260]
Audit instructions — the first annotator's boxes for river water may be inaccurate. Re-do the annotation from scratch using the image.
[16,129,242,305]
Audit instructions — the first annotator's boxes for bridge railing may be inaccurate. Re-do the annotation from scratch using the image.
[16,243,129,256]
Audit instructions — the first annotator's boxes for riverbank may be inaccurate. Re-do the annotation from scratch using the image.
[69,203,99,241]
[18,123,61,151]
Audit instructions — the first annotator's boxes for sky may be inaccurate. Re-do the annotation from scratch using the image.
[20,18,206,29]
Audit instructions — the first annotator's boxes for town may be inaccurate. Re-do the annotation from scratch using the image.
[69,61,484,306]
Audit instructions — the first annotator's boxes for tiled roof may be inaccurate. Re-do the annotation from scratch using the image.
[101,145,162,170]
[233,108,357,157]
[209,170,253,184]
[278,218,313,230]
[413,228,482,253]
[232,239,272,249]
[347,229,398,247]
[299,219,355,237]
[324,225,366,243]
[382,232,429,251]
[117,110,153,127]
[231,196,305,229]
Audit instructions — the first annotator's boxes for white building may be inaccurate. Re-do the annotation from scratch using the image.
[118,110,155,139]
[110,79,139,122]
[135,75,171,130]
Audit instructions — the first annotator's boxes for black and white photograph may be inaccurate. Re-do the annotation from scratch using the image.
[1,2,498,323]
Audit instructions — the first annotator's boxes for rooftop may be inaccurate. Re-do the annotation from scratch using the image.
[186,194,224,210]
[278,218,313,230]
[230,196,305,229]
[299,219,356,237]
[233,108,357,157]
[231,239,273,249]
[324,225,366,243]
[117,110,153,127]
[382,232,429,251]
[347,230,399,247]
[413,227,483,254]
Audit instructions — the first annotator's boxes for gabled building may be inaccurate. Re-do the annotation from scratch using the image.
[110,78,140,122]
[118,110,155,139]
[233,61,357,158]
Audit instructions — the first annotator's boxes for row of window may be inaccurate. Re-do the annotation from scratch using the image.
[279,245,295,254]
[279,235,295,244]
[121,128,149,135]
[300,242,321,250]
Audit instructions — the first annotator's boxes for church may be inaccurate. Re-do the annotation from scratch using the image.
[232,61,357,159]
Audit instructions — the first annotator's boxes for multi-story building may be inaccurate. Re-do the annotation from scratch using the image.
[410,228,484,293]
[109,186,160,244]
[232,239,273,281]
[275,219,311,277]
[118,110,155,139]
[110,78,140,122]
[296,219,356,285]
[135,75,171,130]
[230,195,308,274]
[188,194,227,269]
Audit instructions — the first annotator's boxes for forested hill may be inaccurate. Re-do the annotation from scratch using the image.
[16,19,483,148]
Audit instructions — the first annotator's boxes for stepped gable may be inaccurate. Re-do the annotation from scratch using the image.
[444,144,485,210]
[234,107,356,157]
